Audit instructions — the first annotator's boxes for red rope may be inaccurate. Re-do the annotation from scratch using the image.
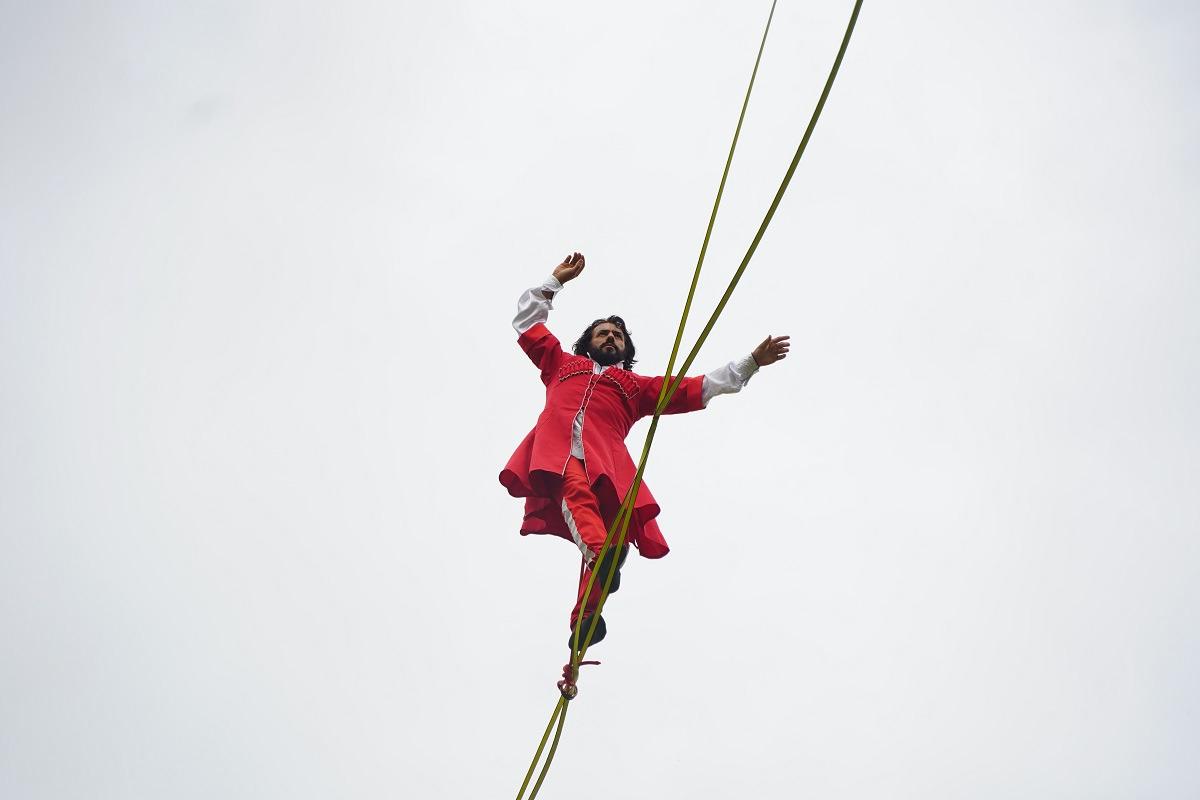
[557,660,600,700]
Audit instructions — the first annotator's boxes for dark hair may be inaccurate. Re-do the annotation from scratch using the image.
[573,316,637,370]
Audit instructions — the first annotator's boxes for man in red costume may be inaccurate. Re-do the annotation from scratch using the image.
[500,252,790,646]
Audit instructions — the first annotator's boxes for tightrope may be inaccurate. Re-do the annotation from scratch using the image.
[515,2,864,796]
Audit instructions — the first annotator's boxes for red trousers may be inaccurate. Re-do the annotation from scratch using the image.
[556,457,626,627]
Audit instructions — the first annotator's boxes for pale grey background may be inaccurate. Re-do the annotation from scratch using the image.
[2,1,1197,798]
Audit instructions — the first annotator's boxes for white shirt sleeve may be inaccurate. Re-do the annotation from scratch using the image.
[512,275,565,334]
[701,354,759,406]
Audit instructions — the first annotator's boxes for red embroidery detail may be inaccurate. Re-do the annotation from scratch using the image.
[601,368,640,400]
[557,355,595,383]
[556,359,640,400]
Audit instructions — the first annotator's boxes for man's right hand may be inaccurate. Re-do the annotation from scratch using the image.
[553,252,586,284]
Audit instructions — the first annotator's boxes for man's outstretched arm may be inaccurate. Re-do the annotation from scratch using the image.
[512,252,587,383]
[512,252,586,334]
[700,334,791,406]
[636,335,790,416]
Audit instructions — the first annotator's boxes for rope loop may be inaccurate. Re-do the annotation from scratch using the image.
[557,660,601,700]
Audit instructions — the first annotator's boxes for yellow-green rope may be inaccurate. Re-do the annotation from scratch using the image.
[529,703,569,797]
[657,0,779,406]
[655,0,864,413]
[515,699,566,799]
[569,0,780,674]
[517,2,864,796]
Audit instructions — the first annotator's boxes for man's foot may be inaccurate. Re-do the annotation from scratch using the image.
[591,544,628,594]
[568,614,606,649]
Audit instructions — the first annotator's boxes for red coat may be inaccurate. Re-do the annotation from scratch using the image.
[499,323,706,559]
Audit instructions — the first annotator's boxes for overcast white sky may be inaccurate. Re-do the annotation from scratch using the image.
[2,1,1198,797]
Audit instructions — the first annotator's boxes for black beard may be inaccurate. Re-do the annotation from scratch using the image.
[587,344,624,367]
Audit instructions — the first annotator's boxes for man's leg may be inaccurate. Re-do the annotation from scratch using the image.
[569,543,628,626]
[558,457,607,564]
[557,458,628,638]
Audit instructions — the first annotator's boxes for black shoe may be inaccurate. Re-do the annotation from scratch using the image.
[569,614,606,649]
[592,544,629,594]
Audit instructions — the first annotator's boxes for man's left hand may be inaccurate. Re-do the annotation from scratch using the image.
[751,335,791,367]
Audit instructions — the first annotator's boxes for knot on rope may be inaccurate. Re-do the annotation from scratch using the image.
[557,660,600,700]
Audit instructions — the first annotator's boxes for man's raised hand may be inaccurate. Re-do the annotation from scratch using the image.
[553,252,586,284]
[751,335,791,367]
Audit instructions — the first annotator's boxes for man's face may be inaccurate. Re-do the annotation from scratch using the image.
[587,322,626,366]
